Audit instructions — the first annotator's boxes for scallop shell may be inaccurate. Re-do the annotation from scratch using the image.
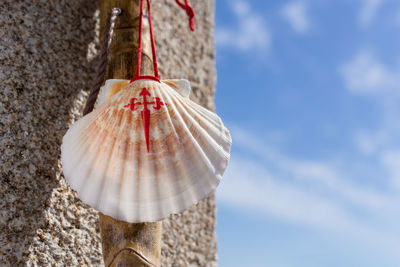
[61,78,231,222]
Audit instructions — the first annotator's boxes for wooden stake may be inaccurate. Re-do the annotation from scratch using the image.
[98,1,162,266]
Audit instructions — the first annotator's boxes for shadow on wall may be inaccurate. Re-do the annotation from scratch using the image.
[0,1,103,265]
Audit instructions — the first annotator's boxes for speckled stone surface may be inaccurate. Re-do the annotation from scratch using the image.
[0,0,217,266]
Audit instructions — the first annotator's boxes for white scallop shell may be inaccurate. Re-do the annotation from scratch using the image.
[61,78,231,222]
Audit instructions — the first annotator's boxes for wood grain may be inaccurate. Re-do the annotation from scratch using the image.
[98,1,162,266]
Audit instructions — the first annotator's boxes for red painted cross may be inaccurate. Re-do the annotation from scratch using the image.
[124,88,167,152]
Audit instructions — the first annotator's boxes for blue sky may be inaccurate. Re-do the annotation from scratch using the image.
[214,0,400,266]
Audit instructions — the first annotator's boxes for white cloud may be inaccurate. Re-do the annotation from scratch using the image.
[215,0,270,52]
[340,50,400,94]
[281,1,310,33]
[219,157,358,231]
[358,0,384,27]
[340,50,400,199]
[218,126,400,255]
[355,132,375,155]
[230,126,393,210]
[381,150,400,189]
[354,130,387,155]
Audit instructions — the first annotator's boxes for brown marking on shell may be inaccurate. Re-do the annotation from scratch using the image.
[61,79,231,222]
[107,80,130,100]
[87,81,212,186]
[163,80,178,90]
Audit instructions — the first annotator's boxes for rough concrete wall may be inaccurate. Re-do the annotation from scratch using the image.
[0,0,217,266]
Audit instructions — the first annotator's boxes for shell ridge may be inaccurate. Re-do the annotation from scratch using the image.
[159,87,217,192]
[179,108,230,178]
[95,107,126,217]
[97,79,130,107]
[134,121,143,221]
[161,79,191,98]
[183,104,232,150]
[69,105,125,215]
[109,109,135,220]
[186,102,222,127]
[146,110,164,221]
[62,108,107,192]
[153,85,197,214]
[184,97,222,125]
[166,86,231,148]
[159,86,210,171]
[115,111,134,221]
[169,95,231,175]
[144,96,177,220]
[64,130,107,210]
[182,98,232,147]
[161,85,230,174]
[190,118,231,164]
[67,108,102,156]
[138,86,166,220]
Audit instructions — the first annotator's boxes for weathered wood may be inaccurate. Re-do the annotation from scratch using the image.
[100,0,154,79]
[98,1,162,266]
[99,214,162,267]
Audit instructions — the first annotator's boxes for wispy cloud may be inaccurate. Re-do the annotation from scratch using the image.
[341,50,400,167]
[215,0,270,52]
[281,1,310,34]
[218,125,400,256]
[354,130,388,155]
[358,0,384,27]
[340,50,400,94]
[381,150,400,189]
[229,126,393,210]
[219,157,359,231]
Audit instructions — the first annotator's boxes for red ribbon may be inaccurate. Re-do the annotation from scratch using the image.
[131,0,195,83]
[176,0,195,31]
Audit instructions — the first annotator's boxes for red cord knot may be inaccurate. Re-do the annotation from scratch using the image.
[175,0,195,31]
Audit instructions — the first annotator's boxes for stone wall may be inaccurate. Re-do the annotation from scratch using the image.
[0,0,217,266]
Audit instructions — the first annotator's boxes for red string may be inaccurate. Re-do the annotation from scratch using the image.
[176,0,195,31]
[131,0,195,83]
[130,75,160,83]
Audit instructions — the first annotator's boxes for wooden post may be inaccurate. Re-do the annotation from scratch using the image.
[98,1,162,266]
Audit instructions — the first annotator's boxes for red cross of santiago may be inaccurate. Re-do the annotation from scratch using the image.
[124,88,167,152]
